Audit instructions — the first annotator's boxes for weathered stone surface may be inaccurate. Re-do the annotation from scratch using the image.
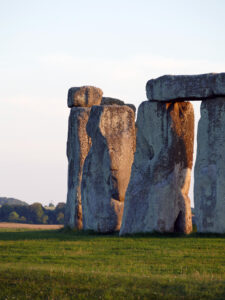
[120,101,194,235]
[126,104,136,113]
[81,105,136,232]
[101,97,125,106]
[194,98,225,233]
[101,97,136,113]
[146,73,225,101]
[65,107,92,229]
[67,86,103,107]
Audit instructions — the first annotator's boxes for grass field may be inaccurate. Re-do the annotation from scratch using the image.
[0,226,224,300]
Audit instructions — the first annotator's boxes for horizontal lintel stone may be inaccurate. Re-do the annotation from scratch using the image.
[67,86,103,108]
[146,73,225,102]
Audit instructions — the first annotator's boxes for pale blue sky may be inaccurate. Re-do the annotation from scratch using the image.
[1,0,225,205]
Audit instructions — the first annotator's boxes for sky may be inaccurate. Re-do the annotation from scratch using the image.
[1,0,225,206]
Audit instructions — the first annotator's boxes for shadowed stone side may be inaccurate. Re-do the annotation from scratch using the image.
[101,97,136,113]
[146,73,225,101]
[65,107,92,229]
[120,101,194,235]
[67,86,103,108]
[194,98,225,233]
[81,105,136,232]
[101,97,125,106]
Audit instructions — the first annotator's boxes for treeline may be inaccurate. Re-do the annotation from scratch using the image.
[0,202,65,224]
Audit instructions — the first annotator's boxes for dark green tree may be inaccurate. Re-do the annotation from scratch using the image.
[8,211,19,222]
[19,216,27,223]
[42,214,49,224]
[28,203,44,224]
[0,204,13,221]
[56,212,64,224]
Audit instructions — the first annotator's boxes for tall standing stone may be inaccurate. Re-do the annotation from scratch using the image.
[65,86,102,229]
[65,107,92,229]
[81,105,136,232]
[194,98,225,233]
[120,101,194,235]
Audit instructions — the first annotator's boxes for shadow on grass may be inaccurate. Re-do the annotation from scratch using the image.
[126,231,225,239]
[1,267,225,300]
[0,226,224,241]
[0,227,120,241]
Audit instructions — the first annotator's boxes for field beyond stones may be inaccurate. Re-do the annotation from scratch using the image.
[0,227,224,300]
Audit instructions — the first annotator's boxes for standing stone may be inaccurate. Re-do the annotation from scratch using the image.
[194,98,225,233]
[120,101,194,235]
[67,86,103,108]
[146,73,225,101]
[65,107,92,229]
[81,105,136,232]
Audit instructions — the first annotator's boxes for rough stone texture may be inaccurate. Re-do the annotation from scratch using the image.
[101,97,125,106]
[146,73,225,101]
[101,97,136,113]
[67,86,103,108]
[65,107,92,229]
[81,105,136,232]
[120,101,194,235]
[126,104,136,114]
[194,97,225,233]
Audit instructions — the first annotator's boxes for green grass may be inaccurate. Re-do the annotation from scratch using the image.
[0,228,224,299]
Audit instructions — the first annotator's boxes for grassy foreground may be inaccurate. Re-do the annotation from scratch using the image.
[0,228,224,300]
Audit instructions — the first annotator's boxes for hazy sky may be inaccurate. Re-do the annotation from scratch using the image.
[1,0,225,205]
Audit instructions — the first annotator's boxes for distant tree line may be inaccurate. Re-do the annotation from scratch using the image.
[0,202,65,224]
